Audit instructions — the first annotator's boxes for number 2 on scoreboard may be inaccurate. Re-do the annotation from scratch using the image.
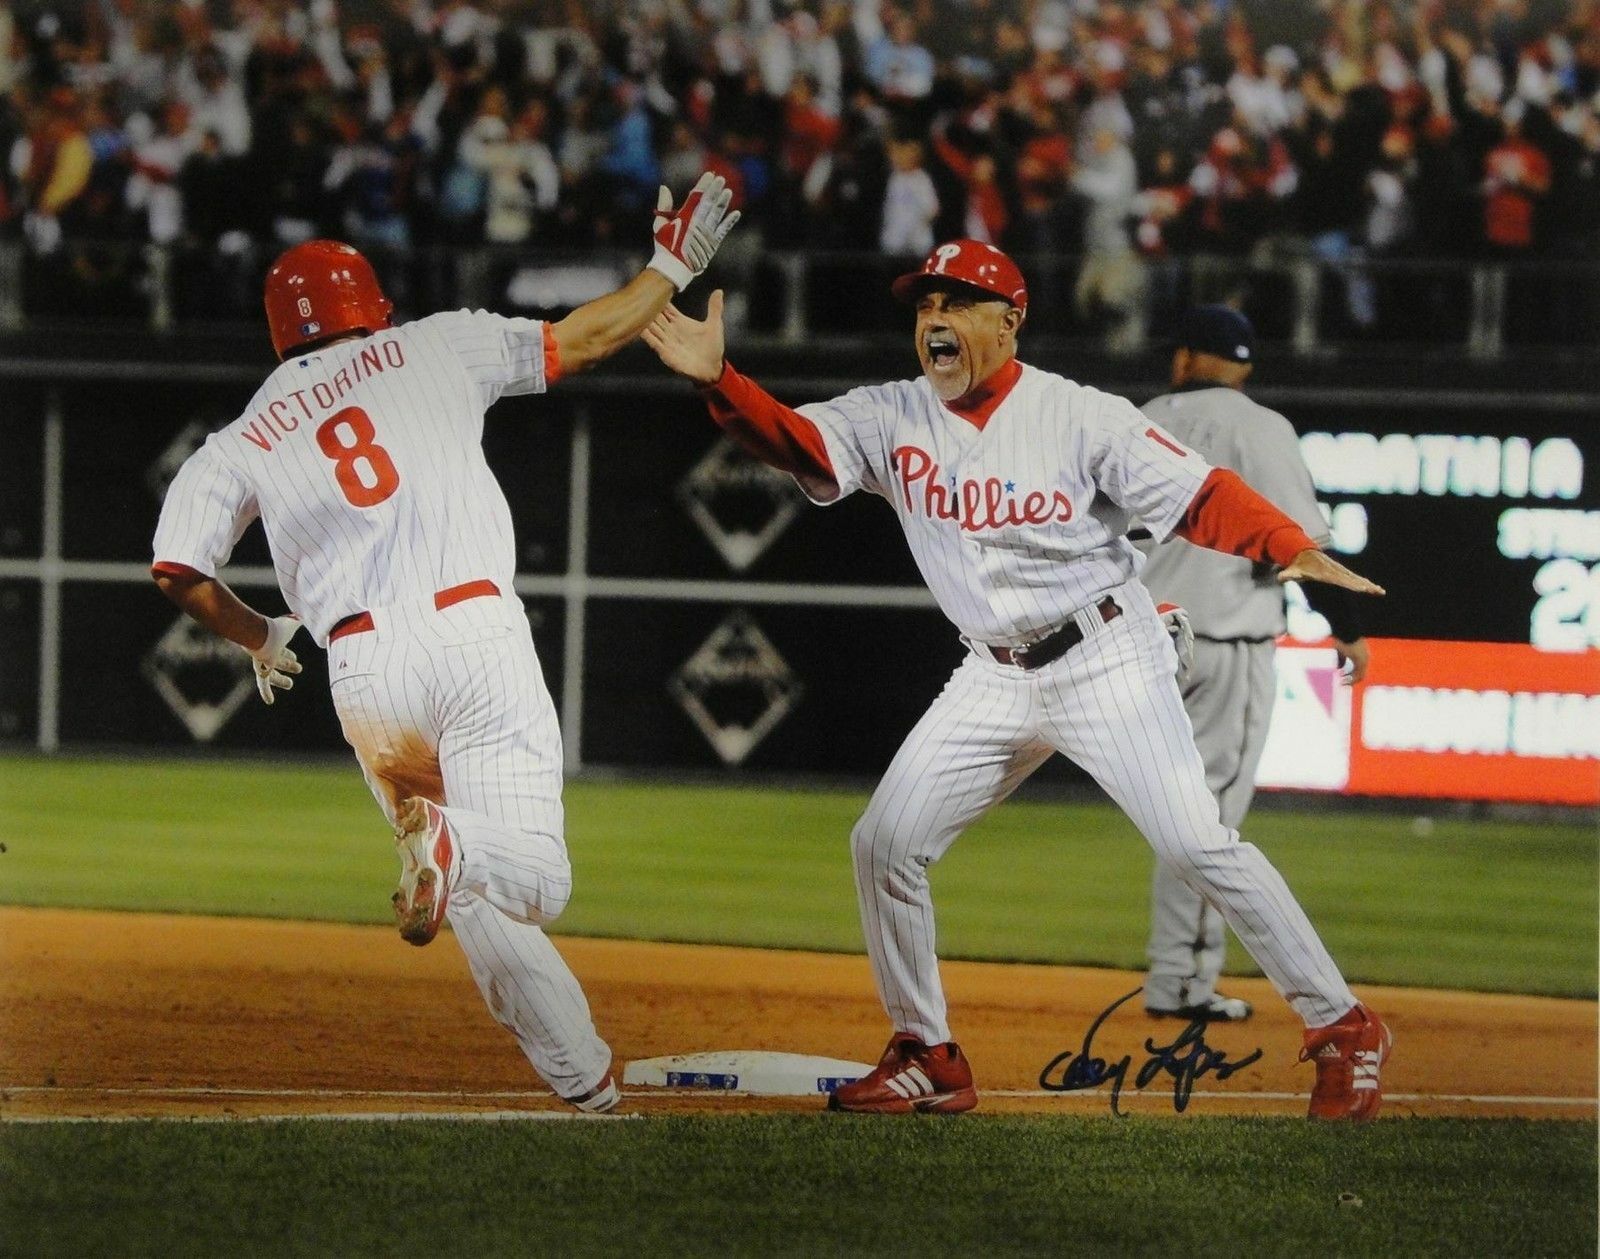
[316,406,400,508]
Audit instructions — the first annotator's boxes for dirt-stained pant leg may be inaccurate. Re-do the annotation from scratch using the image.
[1145,637,1275,1008]
[328,595,610,1099]
[851,657,1054,1046]
[1042,584,1354,1028]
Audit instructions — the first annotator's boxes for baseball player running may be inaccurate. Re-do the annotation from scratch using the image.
[151,174,738,1112]
[1138,305,1371,1026]
[643,240,1392,1121]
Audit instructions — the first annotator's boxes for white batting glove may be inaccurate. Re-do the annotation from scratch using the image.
[1156,603,1195,680]
[648,172,740,292]
[245,614,303,705]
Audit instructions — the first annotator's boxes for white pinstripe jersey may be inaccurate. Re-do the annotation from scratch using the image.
[152,309,550,645]
[795,362,1213,647]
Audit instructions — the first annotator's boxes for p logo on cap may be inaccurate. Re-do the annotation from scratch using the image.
[891,239,1029,313]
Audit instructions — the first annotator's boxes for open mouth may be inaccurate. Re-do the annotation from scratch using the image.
[925,334,960,369]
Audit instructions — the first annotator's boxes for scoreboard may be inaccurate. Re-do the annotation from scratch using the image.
[1285,409,1595,648]
[1253,401,1599,805]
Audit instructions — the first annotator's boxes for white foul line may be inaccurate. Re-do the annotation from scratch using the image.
[2,1084,1594,1109]
[608,1088,1595,1107]
[985,1089,1598,1107]
[3,1086,552,1099]
[1,1111,635,1125]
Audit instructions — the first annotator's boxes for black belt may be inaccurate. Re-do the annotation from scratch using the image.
[988,597,1122,670]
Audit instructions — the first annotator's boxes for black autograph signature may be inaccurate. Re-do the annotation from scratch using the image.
[1038,987,1263,1114]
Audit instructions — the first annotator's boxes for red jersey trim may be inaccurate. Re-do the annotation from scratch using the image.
[434,578,500,610]
[542,322,563,386]
[942,358,1022,431]
[1175,468,1317,566]
[151,561,207,582]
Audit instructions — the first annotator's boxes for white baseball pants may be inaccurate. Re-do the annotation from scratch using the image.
[328,591,611,1100]
[852,580,1356,1046]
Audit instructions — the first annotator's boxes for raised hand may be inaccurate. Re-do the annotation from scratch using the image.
[1278,549,1386,597]
[641,290,727,385]
[648,172,741,292]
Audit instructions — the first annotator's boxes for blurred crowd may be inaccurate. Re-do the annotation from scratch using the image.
[3,0,1598,323]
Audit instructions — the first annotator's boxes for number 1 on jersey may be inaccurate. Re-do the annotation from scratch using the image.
[317,406,400,507]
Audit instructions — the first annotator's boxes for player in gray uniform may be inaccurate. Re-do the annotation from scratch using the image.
[1138,306,1370,1022]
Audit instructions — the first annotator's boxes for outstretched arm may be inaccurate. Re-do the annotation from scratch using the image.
[1177,469,1385,597]
[641,292,834,481]
[1276,544,1384,597]
[550,172,740,374]
[547,269,675,376]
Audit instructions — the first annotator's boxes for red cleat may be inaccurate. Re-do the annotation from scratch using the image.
[391,796,457,946]
[827,1034,977,1114]
[1300,1002,1393,1121]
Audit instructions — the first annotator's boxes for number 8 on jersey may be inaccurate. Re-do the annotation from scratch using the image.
[317,406,400,508]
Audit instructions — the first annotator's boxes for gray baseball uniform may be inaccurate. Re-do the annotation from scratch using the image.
[1135,383,1330,1012]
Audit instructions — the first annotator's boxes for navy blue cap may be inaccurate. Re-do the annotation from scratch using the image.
[1178,305,1254,363]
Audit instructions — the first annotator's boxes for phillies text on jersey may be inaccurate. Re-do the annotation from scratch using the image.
[794,363,1214,647]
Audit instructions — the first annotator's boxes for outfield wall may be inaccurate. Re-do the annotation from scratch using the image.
[1,358,1595,803]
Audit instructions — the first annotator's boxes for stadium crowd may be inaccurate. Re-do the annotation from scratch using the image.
[2,0,1597,333]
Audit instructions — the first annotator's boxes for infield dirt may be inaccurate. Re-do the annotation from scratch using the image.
[1,907,1593,1121]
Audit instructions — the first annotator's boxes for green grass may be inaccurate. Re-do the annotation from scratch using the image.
[3,756,1596,1256]
[0,755,1595,996]
[2,1116,1594,1258]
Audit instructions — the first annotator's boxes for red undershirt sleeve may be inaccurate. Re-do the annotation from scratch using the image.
[1175,467,1318,566]
[698,361,834,480]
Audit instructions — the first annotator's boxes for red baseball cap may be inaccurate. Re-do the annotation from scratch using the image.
[891,240,1029,314]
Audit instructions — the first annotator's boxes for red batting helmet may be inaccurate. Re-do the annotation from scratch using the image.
[263,239,394,359]
[891,239,1029,314]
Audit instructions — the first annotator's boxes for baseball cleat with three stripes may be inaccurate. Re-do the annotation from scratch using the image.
[827,1034,978,1114]
[565,1071,620,1114]
[1300,1001,1393,1121]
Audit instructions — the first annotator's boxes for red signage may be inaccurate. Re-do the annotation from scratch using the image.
[1261,639,1600,805]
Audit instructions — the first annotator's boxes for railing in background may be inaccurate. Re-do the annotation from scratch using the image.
[1,367,1594,804]
[1,238,1596,358]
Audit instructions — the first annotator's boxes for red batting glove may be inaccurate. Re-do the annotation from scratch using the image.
[648,171,740,292]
